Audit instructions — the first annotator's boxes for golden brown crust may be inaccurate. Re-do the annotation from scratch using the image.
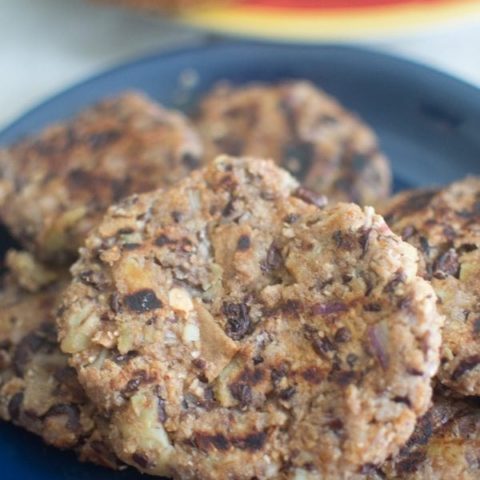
[369,396,480,480]
[382,178,480,396]
[194,81,391,206]
[0,92,202,264]
[0,254,121,469]
[59,156,441,479]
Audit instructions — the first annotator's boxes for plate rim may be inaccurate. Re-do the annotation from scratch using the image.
[2,34,480,480]
[1,37,480,144]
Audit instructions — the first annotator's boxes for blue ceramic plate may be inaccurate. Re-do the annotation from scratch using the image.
[1,39,480,480]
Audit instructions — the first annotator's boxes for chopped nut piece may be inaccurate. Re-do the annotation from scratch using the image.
[169,288,194,312]
[195,300,238,382]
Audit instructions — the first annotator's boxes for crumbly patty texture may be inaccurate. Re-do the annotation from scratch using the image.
[194,81,391,205]
[382,178,480,396]
[365,396,480,480]
[0,92,202,264]
[58,156,441,479]
[0,252,120,469]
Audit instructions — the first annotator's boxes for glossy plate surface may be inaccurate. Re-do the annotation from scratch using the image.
[1,39,480,480]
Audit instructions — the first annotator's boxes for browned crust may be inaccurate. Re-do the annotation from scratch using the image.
[0,254,121,469]
[0,92,202,264]
[375,396,480,480]
[194,81,391,206]
[58,156,441,479]
[381,178,480,396]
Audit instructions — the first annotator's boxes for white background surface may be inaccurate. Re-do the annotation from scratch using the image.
[1,0,480,130]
